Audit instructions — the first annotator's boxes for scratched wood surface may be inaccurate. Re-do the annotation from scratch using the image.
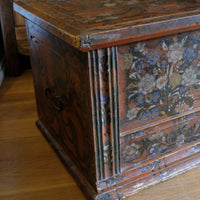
[1,69,200,200]
[14,0,200,50]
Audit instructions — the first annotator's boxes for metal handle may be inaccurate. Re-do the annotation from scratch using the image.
[45,88,63,111]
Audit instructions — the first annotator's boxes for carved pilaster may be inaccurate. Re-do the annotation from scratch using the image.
[88,47,120,180]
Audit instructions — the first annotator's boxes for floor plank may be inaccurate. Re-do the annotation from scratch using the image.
[1,70,200,200]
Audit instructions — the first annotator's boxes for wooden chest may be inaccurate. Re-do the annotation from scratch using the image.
[14,1,200,199]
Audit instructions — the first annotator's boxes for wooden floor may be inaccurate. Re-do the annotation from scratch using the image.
[1,70,200,200]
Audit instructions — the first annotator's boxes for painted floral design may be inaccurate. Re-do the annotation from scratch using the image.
[138,73,155,94]
[127,108,138,121]
[156,74,168,89]
[134,60,145,74]
[122,143,140,161]
[121,114,200,164]
[182,66,197,86]
[183,47,197,63]
[146,49,161,65]
[118,31,200,123]
[150,91,161,104]
[167,42,184,64]
[134,93,145,105]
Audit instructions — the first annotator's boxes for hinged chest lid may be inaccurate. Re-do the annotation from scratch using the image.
[14,0,200,51]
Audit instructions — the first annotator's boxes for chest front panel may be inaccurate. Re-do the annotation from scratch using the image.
[118,30,200,132]
[116,30,200,170]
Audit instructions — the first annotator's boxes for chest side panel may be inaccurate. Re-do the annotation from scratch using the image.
[26,20,96,188]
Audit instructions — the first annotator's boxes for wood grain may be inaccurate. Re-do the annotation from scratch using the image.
[14,0,200,50]
[14,11,25,26]
[15,26,29,55]
[26,20,96,189]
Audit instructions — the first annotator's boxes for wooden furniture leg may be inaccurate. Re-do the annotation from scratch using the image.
[0,0,21,76]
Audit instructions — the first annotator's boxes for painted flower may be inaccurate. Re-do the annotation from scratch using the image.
[138,74,155,94]
[146,49,161,66]
[150,130,165,141]
[150,91,161,104]
[176,134,185,146]
[134,93,145,106]
[132,60,145,74]
[162,41,169,51]
[192,33,200,44]
[161,59,169,69]
[183,47,197,63]
[150,107,160,119]
[149,143,160,156]
[180,63,187,71]
[139,111,150,122]
[180,86,188,94]
[167,42,184,64]
[169,73,181,88]
[122,143,140,161]
[175,102,190,114]
[134,42,146,54]
[156,74,168,89]
[182,66,197,85]
[127,108,138,120]
[120,53,133,70]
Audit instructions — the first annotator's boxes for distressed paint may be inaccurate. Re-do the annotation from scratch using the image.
[96,142,200,193]
[121,112,200,170]
[118,30,200,133]
[89,47,120,180]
